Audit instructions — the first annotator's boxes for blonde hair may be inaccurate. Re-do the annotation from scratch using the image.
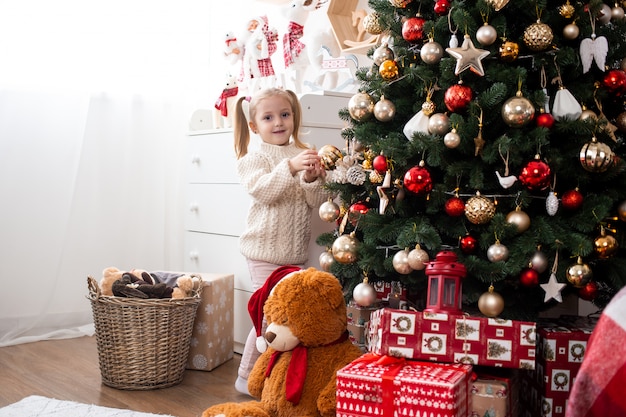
[234,88,307,159]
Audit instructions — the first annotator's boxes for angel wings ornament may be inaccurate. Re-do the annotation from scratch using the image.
[580,10,608,74]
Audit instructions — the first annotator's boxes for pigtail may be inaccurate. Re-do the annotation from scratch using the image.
[234,96,251,159]
[285,89,307,150]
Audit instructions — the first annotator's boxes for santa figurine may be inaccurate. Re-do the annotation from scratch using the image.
[241,15,277,92]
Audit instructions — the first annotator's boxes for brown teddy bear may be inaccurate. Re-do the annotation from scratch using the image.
[202,267,362,417]
[99,267,199,299]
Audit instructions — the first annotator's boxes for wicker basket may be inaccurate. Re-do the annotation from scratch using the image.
[86,275,202,390]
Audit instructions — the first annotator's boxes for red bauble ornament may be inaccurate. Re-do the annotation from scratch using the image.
[602,69,626,96]
[561,188,584,210]
[348,201,369,226]
[434,0,451,16]
[519,156,552,192]
[459,234,478,254]
[536,112,555,129]
[445,196,466,217]
[579,281,598,301]
[402,15,426,43]
[520,267,539,287]
[372,154,388,173]
[403,164,433,195]
[444,83,473,113]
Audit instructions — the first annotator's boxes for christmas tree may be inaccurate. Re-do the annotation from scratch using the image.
[317,0,626,320]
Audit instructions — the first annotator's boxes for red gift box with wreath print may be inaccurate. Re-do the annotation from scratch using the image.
[336,353,472,417]
[518,316,598,417]
[367,308,537,370]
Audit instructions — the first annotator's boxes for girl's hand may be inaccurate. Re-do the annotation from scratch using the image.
[289,149,321,175]
[303,160,325,183]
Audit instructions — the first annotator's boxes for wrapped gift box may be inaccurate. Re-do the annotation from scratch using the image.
[367,308,537,370]
[372,281,407,302]
[337,354,473,417]
[519,316,598,417]
[470,369,520,417]
[347,301,381,349]
[185,272,234,371]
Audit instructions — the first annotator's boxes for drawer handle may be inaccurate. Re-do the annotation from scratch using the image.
[191,155,201,165]
[189,202,199,212]
[189,251,199,260]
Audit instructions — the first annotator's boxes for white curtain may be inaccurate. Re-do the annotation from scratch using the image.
[0,0,271,346]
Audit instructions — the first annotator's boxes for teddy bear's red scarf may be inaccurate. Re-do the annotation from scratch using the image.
[264,330,349,405]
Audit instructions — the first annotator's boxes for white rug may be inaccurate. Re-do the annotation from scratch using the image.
[0,395,176,417]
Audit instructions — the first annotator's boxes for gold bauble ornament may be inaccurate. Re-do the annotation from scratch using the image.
[332,233,359,264]
[318,144,343,170]
[594,228,619,259]
[559,0,575,18]
[478,284,504,318]
[579,106,597,122]
[379,59,399,80]
[407,244,429,270]
[464,192,496,225]
[566,256,593,288]
[563,22,580,40]
[348,92,374,122]
[502,90,535,128]
[319,198,341,222]
[389,0,412,7]
[523,20,554,51]
[421,100,436,116]
[506,206,531,233]
[363,12,383,34]
[579,137,614,173]
[374,96,396,122]
[487,0,510,11]
[392,248,413,274]
[615,111,626,133]
[499,40,519,62]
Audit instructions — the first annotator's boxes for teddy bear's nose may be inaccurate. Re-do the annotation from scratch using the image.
[265,331,276,344]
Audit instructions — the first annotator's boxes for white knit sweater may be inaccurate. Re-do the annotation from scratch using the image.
[237,141,330,265]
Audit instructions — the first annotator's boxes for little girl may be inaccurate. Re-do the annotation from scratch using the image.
[233,88,330,395]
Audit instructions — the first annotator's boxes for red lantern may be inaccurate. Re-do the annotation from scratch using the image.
[561,188,583,210]
[403,164,433,195]
[424,250,466,314]
[519,156,551,192]
[402,15,426,43]
[444,83,473,113]
[445,196,466,217]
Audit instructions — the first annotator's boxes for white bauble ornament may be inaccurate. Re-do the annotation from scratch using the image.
[428,113,450,135]
[319,250,335,272]
[319,199,341,222]
[353,281,377,307]
[392,248,413,274]
[478,285,504,317]
[476,23,498,46]
[420,39,444,64]
[403,110,430,140]
[487,241,509,262]
[443,128,461,148]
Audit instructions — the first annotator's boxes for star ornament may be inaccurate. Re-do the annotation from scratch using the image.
[446,34,490,77]
[541,273,567,303]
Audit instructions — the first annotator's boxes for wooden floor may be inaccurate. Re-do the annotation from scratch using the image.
[0,336,251,417]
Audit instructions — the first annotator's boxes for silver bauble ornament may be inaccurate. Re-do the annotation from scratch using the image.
[332,233,359,264]
[348,92,375,122]
[319,250,335,272]
[392,248,413,274]
[420,39,444,64]
[506,206,531,233]
[373,43,395,66]
[597,3,612,24]
[530,250,549,273]
[407,245,429,270]
[478,285,504,317]
[374,96,396,122]
[476,23,498,46]
[428,112,450,135]
[487,241,509,262]
[502,91,535,128]
[443,128,461,148]
[612,5,625,22]
[319,199,341,222]
[353,281,377,307]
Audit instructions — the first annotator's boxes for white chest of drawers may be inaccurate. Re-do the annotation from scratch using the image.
[184,92,350,353]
